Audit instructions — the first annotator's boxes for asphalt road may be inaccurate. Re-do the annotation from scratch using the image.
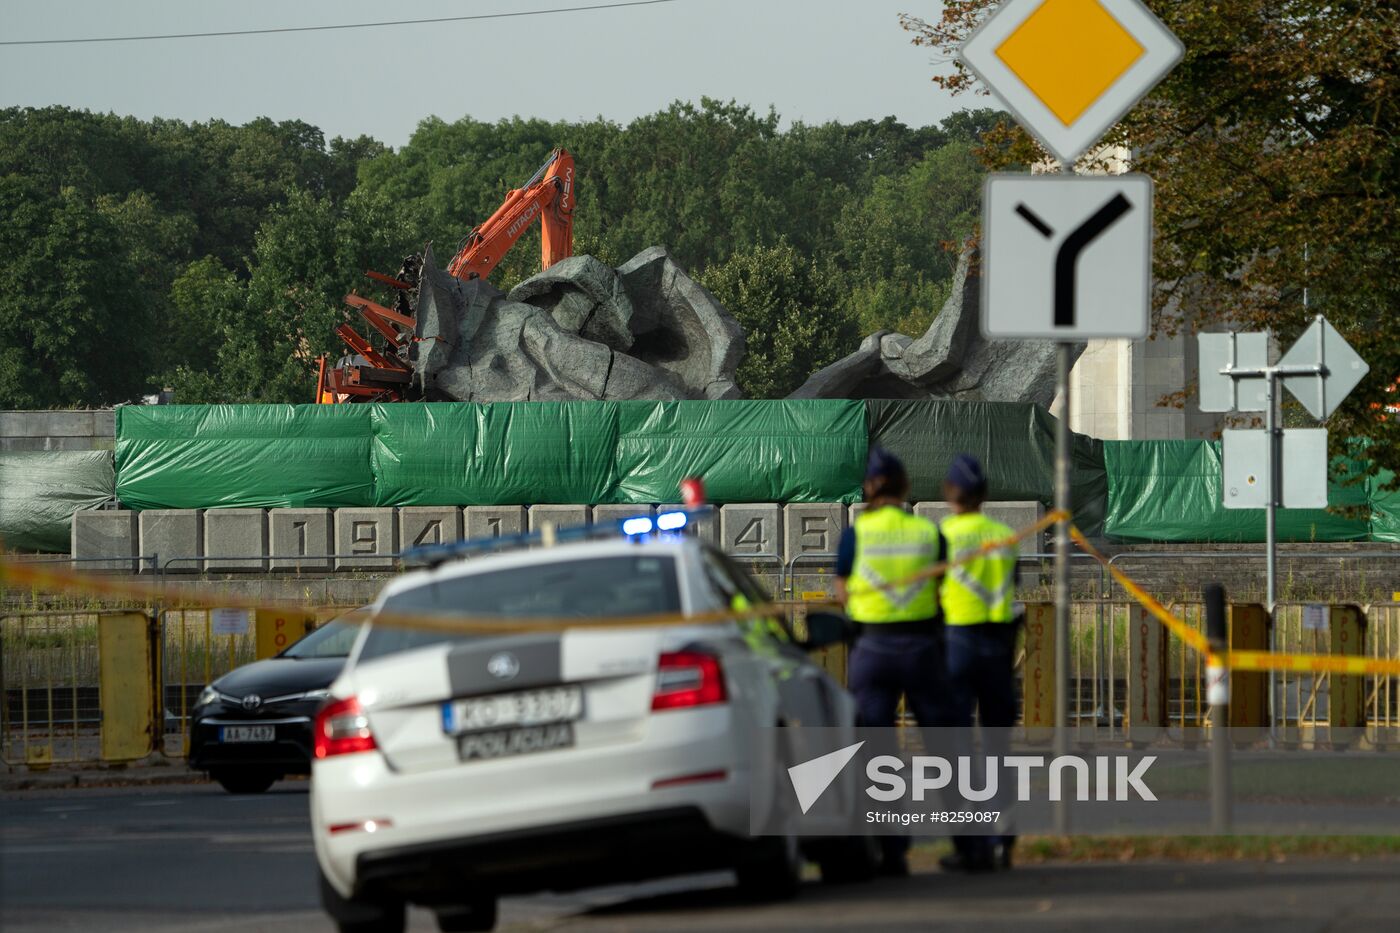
[3,782,1399,933]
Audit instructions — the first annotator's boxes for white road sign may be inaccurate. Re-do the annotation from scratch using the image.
[1222,428,1327,510]
[982,173,1152,339]
[1277,317,1370,421]
[959,0,1184,165]
[1198,332,1269,413]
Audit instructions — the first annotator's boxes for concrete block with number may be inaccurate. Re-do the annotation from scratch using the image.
[465,506,526,541]
[720,504,781,559]
[139,510,202,573]
[658,505,718,547]
[912,502,953,528]
[983,501,1046,552]
[334,508,398,571]
[397,507,464,551]
[528,505,591,534]
[71,510,138,572]
[592,504,651,531]
[782,503,847,565]
[269,508,333,571]
[203,508,268,572]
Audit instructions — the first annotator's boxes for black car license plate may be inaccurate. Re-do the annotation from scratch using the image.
[457,723,575,761]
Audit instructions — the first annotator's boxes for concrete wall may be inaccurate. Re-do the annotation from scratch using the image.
[1,410,114,452]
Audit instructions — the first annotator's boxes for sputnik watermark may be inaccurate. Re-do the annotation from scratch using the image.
[787,741,1156,814]
[756,727,1400,836]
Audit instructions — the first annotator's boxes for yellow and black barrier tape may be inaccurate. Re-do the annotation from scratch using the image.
[1070,525,1400,677]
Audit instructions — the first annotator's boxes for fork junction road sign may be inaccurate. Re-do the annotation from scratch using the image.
[982,173,1152,339]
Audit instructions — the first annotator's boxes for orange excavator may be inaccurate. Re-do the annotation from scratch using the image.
[316,148,575,403]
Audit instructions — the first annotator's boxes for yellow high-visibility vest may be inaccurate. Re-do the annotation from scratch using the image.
[939,511,1017,625]
[845,507,941,623]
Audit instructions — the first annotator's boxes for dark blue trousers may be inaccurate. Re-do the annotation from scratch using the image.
[945,622,1019,859]
[848,630,951,860]
[848,631,952,729]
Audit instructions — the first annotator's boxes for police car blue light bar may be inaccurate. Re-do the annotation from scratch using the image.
[400,506,713,566]
[621,516,654,536]
[655,511,688,531]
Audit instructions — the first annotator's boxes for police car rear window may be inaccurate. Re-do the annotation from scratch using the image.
[359,554,680,662]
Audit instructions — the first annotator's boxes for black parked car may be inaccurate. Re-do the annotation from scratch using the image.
[189,618,361,793]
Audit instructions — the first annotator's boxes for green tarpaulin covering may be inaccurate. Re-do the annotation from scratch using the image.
[116,405,376,510]
[865,400,1108,536]
[116,401,868,509]
[611,400,866,505]
[1367,470,1400,543]
[1103,440,1370,543]
[1,450,114,552]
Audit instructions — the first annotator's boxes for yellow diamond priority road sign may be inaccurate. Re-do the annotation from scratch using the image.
[959,0,1183,165]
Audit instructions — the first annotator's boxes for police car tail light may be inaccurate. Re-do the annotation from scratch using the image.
[651,651,727,710]
[314,695,377,758]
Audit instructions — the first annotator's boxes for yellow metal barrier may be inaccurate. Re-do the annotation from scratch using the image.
[255,609,316,660]
[1,610,150,768]
[99,612,155,761]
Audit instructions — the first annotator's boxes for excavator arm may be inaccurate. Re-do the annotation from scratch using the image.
[446,148,574,280]
[318,148,575,403]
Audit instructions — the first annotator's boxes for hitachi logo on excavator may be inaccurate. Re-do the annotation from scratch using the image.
[507,202,541,239]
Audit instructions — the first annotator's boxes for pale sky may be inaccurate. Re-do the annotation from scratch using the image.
[0,0,969,146]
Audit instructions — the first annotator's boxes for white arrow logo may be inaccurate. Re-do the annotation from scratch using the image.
[787,741,865,814]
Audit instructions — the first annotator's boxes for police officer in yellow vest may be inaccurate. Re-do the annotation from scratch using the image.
[835,448,951,876]
[938,453,1019,873]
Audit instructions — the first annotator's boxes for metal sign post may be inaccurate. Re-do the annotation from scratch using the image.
[962,0,1183,835]
[1199,315,1369,734]
[1052,341,1073,837]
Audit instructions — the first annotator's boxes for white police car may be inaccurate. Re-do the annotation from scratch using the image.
[311,514,872,932]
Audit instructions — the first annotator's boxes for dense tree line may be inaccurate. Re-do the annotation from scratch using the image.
[0,102,993,406]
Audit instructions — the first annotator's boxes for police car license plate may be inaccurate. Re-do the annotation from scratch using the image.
[443,686,583,736]
[220,725,274,743]
[457,722,576,761]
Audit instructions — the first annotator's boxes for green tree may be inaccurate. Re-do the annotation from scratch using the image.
[0,181,155,406]
[700,242,859,398]
[183,187,417,403]
[838,141,983,334]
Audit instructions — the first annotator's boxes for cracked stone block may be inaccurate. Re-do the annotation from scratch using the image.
[413,247,743,404]
[782,503,847,565]
[398,507,464,550]
[465,506,526,541]
[139,510,203,574]
[617,247,745,399]
[334,508,398,571]
[270,509,333,571]
[509,254,635,351]
[203,509,268,572]
[720,504,781,559]
[788,247,1078,405]
[71,510,138,573]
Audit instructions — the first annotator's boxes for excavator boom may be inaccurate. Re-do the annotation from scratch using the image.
[319,148,575,403]
[446,148,574,280]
